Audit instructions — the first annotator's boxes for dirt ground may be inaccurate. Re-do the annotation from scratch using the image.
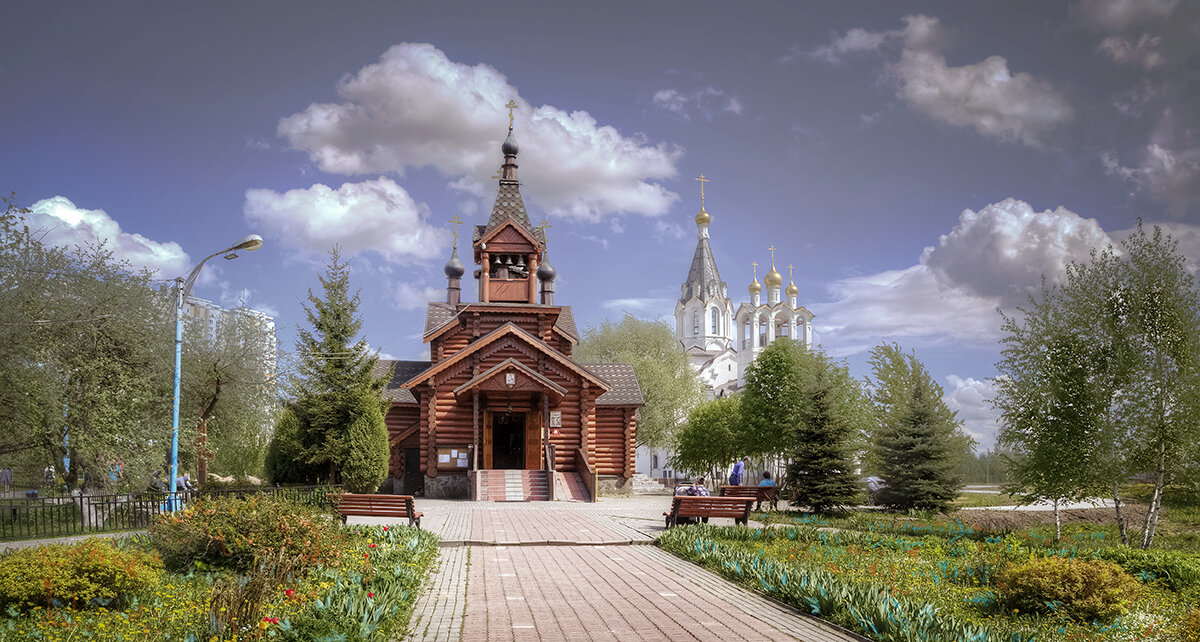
[951,505,1150,531]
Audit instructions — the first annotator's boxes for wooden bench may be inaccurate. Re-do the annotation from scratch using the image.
[720,485,780,511]
[663,495,755,528]
[335,493,422,529]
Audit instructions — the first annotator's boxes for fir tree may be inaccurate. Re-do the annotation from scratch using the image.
[874,375,964,512]
[786,358,862,513]
[869,343,967,513]
[340,387,390,493]
[272,247,390,484]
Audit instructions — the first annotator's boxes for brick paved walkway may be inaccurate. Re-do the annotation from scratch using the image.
[396,497,864,641]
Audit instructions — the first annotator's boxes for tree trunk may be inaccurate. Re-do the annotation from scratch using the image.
[1140,442,1167,550]
[1113,482,1128,546]
[1053,498,1061,542]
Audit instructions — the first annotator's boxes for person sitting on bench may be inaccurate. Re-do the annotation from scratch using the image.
[758,471,776,487]
[676,476,710,497]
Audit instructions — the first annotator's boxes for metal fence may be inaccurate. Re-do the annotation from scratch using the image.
[0,485,340,542]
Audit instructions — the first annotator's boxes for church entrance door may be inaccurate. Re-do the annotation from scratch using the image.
[490,412,525,470]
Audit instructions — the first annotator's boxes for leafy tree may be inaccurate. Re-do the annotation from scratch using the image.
[575,314,703,450]
[994,222,1200,548]
[744,340,867,512]
[671,395,741,481]
[271,247,389,484]
[868,343,967,513]
[740,339,805,460]
[0,193,172,493]
[180,305,278,481]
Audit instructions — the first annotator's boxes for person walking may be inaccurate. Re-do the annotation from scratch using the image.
[728,457,750,486]
[0,467,11,496]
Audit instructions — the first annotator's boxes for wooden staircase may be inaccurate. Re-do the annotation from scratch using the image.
[476,470,550,501]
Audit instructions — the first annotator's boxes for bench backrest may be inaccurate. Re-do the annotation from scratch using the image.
[672,495,754,518]
[337,493,415,514]
[720,485,778,500]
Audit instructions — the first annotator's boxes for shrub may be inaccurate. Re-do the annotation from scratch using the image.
[339,388,389,493]
[149,494,346,574]
[1179,608,1200,642]
[0,537,162,610]
[997,556,1140,622]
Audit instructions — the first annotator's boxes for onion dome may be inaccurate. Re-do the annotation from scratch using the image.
[537,259,557,282]
[785,280,798,297]
[748,276,762,294]
[694,205,710,226]
[444,246,465,278]
[501,129,519,156]
[764,267,782,289]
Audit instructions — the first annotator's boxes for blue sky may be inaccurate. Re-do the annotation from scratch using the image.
[3,1,1199,450]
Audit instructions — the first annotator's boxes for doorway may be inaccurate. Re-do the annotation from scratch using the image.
[492,412,525,470]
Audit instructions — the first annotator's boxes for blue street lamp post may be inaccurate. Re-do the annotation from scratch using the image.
[168,234,264,510]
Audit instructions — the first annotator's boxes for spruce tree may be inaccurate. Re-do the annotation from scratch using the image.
[340,387,390,493]
[869,344,967,512]
[874,375,963,512]
[786,357,863,513]
[276,247,390,484]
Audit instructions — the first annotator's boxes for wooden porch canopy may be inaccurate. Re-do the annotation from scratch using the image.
[453,357,569,406]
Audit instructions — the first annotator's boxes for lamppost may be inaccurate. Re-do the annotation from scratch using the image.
[168,234,264,509]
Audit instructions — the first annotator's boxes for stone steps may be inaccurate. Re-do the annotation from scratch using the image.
[476,470,549,501]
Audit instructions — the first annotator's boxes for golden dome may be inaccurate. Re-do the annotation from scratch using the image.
[748,277,762,294]
[764,264,783,288]
[785,280,798,297]
[694,206,710,226]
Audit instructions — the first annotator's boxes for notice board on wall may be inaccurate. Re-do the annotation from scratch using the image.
[437,447,469,471]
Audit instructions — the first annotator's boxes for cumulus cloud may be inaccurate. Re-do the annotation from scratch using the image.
[815,198,1114,356]
[651,86,743,121]
[945,375,1000,449]
[890,16,1073,147]
[243,177,449,263]
[27,196,191,279]
[811,265,1000,356]
[278,43,681,222]
[923,198,1113,306]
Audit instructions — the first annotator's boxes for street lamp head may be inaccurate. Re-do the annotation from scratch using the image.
[229,234,264,253]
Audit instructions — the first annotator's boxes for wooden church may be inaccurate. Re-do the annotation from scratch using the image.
[375,120,644,500]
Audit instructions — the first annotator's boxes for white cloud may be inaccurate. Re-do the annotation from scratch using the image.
[811,265,1000,357]
[392,281,445,310]
[243,177,449,263]
[278,42,681,222]
[923,198,1113,305]
[801,27,894,64]
[890,16,1072,147]
[654,220,686,240]
[652,85,743,122]
[798,15,1072,147]
[1097,33,1166,68]
[815,198,1113,357]
[27,196,191,279]
[1103,144,1200,214]
[945,375,1000,450]
[1071,0,1180,32]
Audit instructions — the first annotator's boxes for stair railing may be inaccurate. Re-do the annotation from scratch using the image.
[544,442,556,501]
[575,448,597,503]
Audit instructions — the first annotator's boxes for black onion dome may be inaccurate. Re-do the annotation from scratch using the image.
[443,248,465,278]
[537,260,556,282]
[501,129,519,156]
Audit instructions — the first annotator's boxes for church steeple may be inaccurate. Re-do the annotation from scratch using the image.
[472,102,545,304]
[679,173,726,304]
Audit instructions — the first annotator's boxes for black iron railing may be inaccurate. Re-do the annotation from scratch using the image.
[0,485,339,542]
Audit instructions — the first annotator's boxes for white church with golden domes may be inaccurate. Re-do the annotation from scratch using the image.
[674,175,813,399]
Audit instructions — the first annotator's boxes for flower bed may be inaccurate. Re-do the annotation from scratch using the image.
[0,495,438,641]
[659,522,1197,641]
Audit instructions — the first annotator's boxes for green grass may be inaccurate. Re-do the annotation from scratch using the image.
[950,492,1024,509]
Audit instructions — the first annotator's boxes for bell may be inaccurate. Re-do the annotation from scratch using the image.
[506,255,514,265]
[493,255,502,266]
[516,256,526,268]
